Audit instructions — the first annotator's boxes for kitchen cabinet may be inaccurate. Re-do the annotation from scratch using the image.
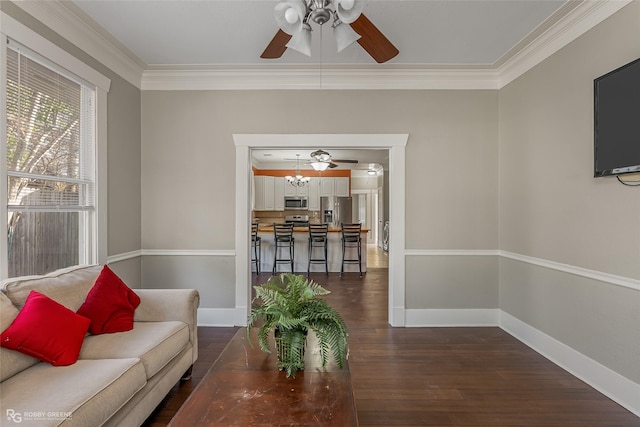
[320,178,334,197]
[335,177,350,197]
[308,178,320,211]
[254,176,275,211]
[283,179,297,197]
[320,177,350,197]
[254,176,265,210]
[263,176,275,210]
[274,178,284,210]
[284,178,309,197]
[256,175,345,210]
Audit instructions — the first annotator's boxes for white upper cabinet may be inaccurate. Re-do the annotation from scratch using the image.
[335,177,350,197]
[263,176,275,210]
[254,175,265,210]
[274,178,285,210]
[254,175,276,211]
[320,177,350,197]
[283,178,297,197]
[320,178,334,197]
[308,178,320,211]
[255,175,348,210]
[284,178,309,197]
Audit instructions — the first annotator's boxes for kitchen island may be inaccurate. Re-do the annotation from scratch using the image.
[256,225,368,274]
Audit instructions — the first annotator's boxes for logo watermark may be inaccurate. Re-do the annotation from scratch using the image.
[6,409,72,423]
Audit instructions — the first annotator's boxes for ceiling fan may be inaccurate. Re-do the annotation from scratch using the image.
[286,149,358,171]
[261,0,399,64]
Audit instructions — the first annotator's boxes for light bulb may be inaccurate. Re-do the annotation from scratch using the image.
[340,0,354,10]
[285,7,299,24]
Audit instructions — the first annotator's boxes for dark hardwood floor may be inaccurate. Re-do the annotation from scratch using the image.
[143,267,639,426]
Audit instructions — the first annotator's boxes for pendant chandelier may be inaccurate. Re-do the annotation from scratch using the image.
[286,154,311,187]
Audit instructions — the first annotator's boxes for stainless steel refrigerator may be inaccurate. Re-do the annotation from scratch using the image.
[321,197,352,227]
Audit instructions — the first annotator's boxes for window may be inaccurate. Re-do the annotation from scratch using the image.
[4,42,96,277]
[1,14,110,279]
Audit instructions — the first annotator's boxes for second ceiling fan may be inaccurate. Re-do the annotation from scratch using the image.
[285,149,358,170]
[309,149,358,169]
[261,0,399,64]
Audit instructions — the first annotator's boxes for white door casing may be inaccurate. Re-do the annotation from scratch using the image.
[233,134,408,327]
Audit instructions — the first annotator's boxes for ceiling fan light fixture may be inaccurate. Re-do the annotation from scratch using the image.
[333,20,361,52]
[286,23,312,56]
[310,149,331,162]
[335,0,364,24]
[285,7,300,24]
[264,0,398,63]
[339,0,354,10]
[274,0,307,35]
[311,161,330,171]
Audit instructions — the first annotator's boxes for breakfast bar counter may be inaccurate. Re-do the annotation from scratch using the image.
[255,225,368,274]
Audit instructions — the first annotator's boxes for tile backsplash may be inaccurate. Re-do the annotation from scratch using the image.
[253,210,322,225]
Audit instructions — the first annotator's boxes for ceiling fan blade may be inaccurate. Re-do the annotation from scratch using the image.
[260,29,292,59]
[350,14,399,64]
[333,159,359,164]
[328,162,339,168]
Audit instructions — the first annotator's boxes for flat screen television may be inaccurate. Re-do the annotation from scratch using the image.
[593,57,640,177]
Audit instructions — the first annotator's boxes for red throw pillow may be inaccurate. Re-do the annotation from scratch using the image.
[77,265,140,334]
[1,291,90,366]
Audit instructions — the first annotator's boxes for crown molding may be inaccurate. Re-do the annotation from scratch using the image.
[10,0,145,89]
[498,0,633,87]
[141,65,501,91]
[8,0,633,91]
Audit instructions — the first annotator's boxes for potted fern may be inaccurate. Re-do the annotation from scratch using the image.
[247,273,348,377]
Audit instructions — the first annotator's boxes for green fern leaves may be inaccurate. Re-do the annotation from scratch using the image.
[247,273,348,377]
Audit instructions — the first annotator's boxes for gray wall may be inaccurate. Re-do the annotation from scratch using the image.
[4,0,639,391]
[141,90,499,309]
[498,2,640,382]
[1,2,143,287]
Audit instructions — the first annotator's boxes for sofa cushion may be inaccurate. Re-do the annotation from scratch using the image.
[1,291,90,366]
[0,358,146,427]
[0,265,102,311]
[79,321,189,379]
[0,292,38,381]
[77,265,141,335]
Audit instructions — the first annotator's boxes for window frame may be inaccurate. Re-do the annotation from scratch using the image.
[0,12,110,279]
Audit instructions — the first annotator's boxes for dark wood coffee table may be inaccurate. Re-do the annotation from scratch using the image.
[169,328,358,426]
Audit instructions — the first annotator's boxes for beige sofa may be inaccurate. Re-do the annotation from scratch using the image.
[0,265,199,427]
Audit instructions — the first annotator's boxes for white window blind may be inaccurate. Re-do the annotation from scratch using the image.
[6,41,95,211]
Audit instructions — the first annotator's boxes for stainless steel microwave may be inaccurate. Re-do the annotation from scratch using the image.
[284,197,308,210]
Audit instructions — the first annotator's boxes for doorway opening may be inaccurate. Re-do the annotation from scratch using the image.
[233,134,408,326]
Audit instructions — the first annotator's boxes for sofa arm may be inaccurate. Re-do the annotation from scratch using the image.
[134,289,200,363]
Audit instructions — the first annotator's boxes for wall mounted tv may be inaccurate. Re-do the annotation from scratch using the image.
[593,57,640,177]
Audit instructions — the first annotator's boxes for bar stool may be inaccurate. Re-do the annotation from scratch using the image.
[340,223,362,278]
[308,224,329,275]
[273,223,295,273]
[251,223,261,274]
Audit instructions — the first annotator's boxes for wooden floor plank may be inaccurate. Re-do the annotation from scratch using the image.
[143,266,639,426]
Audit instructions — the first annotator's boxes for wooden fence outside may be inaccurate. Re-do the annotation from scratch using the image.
[8,190,80,277]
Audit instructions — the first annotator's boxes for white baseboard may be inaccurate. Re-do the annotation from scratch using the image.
[197,308,238,327]
[390,306,406,327]
[405,308,499,327]
[500,311,640,417]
